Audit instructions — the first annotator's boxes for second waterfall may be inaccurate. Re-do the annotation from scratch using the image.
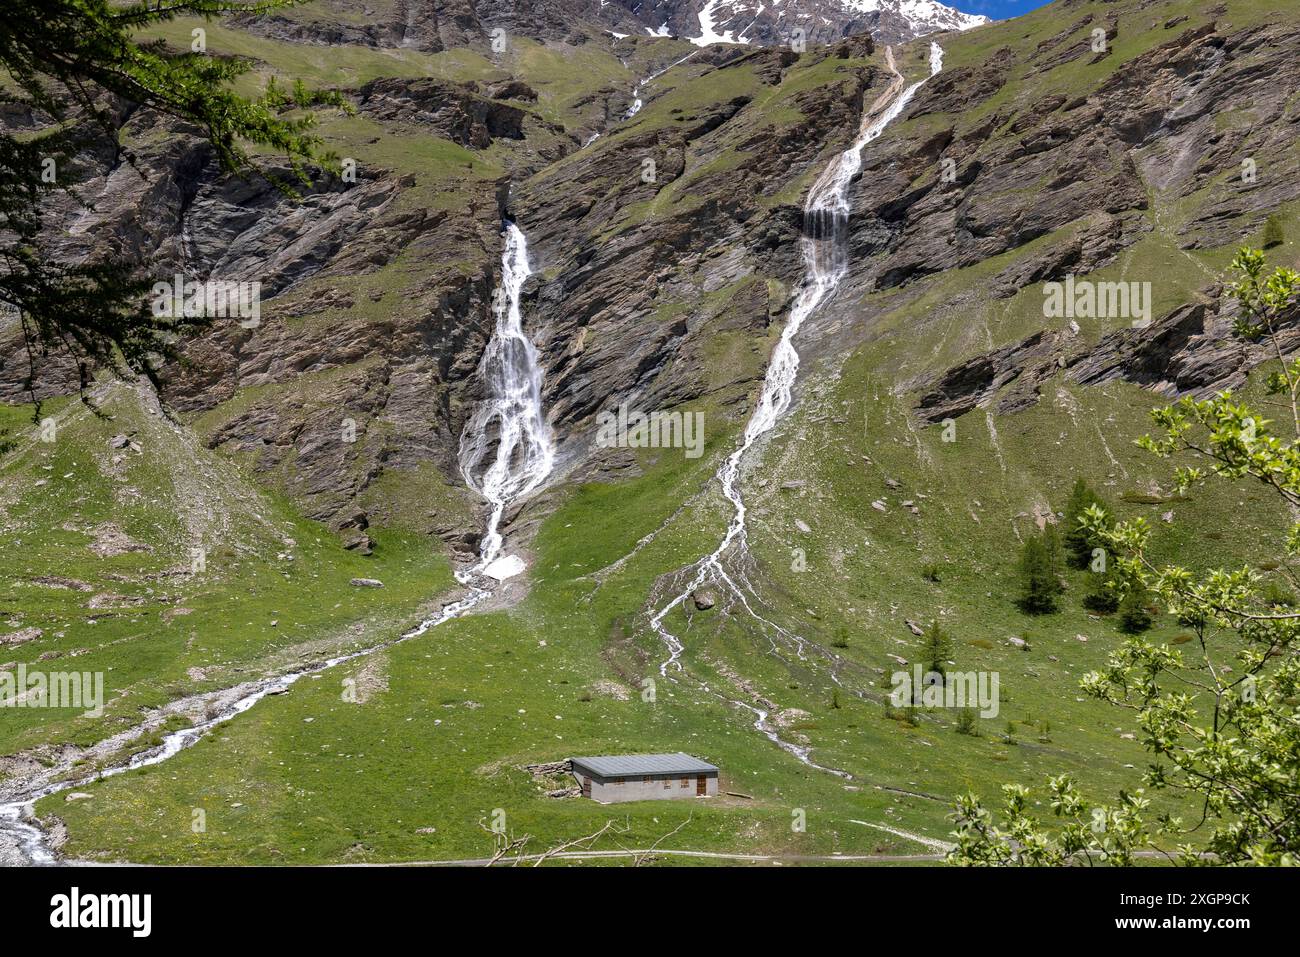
[647,45,945,766]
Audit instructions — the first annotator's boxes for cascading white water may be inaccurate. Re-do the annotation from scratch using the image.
[0,220,557,865]
[458,221,556,578]
[648,44,944,770]
[623,51,698,120]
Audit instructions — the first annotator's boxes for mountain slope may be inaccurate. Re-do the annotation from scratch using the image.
[2,0,1298,865]
[608,0,990,46]
[224,0,989,51]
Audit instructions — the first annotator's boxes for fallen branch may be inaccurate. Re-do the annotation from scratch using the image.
[531,820,627,867]
[631,814,693,867]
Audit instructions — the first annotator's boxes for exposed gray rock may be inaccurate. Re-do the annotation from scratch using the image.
[0,627,42,646]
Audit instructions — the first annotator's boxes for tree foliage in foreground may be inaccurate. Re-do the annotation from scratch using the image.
[952,248,1300,866]
[0,1,341,406]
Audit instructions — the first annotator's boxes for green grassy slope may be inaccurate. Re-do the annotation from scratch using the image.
[16,0,1300,864]
[0,383,454,767]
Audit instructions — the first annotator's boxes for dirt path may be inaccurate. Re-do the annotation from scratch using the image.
[373,848,946,866]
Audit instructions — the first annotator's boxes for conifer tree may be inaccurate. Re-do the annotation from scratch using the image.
[1062,478,1110,568]
[922,619,953,679]
[0,1,343,404]
[1017,533,1059,614]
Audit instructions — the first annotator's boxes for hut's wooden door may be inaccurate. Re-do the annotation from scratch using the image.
[696,776,707,795]
[581,776,591,798]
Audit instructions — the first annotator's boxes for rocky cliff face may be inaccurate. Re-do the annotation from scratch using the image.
[870,16,1300,422]
[228,0,988,51]
[230,0,611,50]
[4,0,1297,556]
[607,0,988,46]
[516,39,878,459]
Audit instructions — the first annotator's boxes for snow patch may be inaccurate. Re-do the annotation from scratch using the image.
[690,0,753,46]
[483,554,527,581]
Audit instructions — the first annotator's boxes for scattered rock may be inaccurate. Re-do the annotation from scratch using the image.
[524,759,573,776]
[1007,636,1030,650]
[871,500,887,512]
[692,589,716,611]
[906,619,925,637]
[349,578,384,588]
[794,519,812,534]
[30,576,93,592]
[590,680,631,701]
[65,792,94,802]
[0,627,42,646]
[342,530,374,555]
[485,79,538,102]
[780,481,806,491]
[88,523,152,558]
[87,593,145,610]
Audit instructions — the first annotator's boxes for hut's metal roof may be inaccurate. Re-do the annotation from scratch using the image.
[570,753,718,778]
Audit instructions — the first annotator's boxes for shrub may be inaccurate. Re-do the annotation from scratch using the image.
[1082,566,1121,613]
[1262,214,1285,249]
[1118,587,1155,634]
[956,708,979,736]
[1261,579,1295,608]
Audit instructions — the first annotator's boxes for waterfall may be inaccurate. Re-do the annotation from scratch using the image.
[458,221,556,578]
[647,43,945,770]
[623,51,699,120]
[0,220,558,865]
